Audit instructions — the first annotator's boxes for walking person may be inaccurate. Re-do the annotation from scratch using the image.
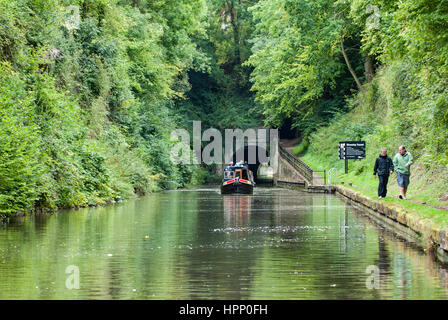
[393,145,413,200]
[373,148,394,199]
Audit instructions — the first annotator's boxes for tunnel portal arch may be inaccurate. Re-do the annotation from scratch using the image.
[231,145,272,183]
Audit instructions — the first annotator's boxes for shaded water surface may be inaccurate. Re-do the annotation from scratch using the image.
[0,188,447,299]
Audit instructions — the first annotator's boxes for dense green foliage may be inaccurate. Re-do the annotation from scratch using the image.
[349,0,448,166]
[0,0,208,216]
[176,0,262,131]
[246,0,365,134]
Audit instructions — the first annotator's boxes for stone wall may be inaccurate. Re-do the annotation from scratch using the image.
[275,153,309,186]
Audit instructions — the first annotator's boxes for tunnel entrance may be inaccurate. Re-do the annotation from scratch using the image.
[231,145,272,183]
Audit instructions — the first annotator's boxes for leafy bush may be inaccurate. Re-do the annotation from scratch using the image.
[0,0,208,216]
[0,63,41,214]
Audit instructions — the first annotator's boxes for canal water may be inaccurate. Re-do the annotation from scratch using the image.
[0,188,447,299]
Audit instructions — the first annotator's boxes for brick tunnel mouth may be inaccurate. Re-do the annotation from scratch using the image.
[232,145,271,183]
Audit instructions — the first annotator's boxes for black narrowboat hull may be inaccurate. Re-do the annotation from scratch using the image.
[221,182,254,195]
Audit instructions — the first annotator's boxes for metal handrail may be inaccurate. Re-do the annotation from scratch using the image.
[328,168,336,185]
[313,170,327,185]
[278,144,314,184]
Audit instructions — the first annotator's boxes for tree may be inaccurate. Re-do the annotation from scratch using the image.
[246,0,365,134]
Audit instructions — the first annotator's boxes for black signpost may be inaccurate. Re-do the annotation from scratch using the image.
[339,141,366,173]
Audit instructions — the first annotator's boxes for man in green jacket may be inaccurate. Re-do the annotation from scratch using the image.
[392,145,413,200]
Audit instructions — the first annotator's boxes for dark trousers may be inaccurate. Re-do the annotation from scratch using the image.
[378,174,389,197]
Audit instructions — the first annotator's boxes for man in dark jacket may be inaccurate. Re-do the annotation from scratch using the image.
[373,148,394,199]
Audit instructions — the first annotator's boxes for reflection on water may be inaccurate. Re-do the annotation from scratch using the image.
[0,187,447,299]
[223,195,252,227]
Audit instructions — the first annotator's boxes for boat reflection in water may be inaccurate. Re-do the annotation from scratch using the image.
[223,194,252,228]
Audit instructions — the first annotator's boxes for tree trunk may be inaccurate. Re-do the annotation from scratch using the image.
[364,55,374,83]
[341,38,365,92]
[81,1,88,19]
[226,0,240,65]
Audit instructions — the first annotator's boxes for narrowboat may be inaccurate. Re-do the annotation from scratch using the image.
[221,164,255,195]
